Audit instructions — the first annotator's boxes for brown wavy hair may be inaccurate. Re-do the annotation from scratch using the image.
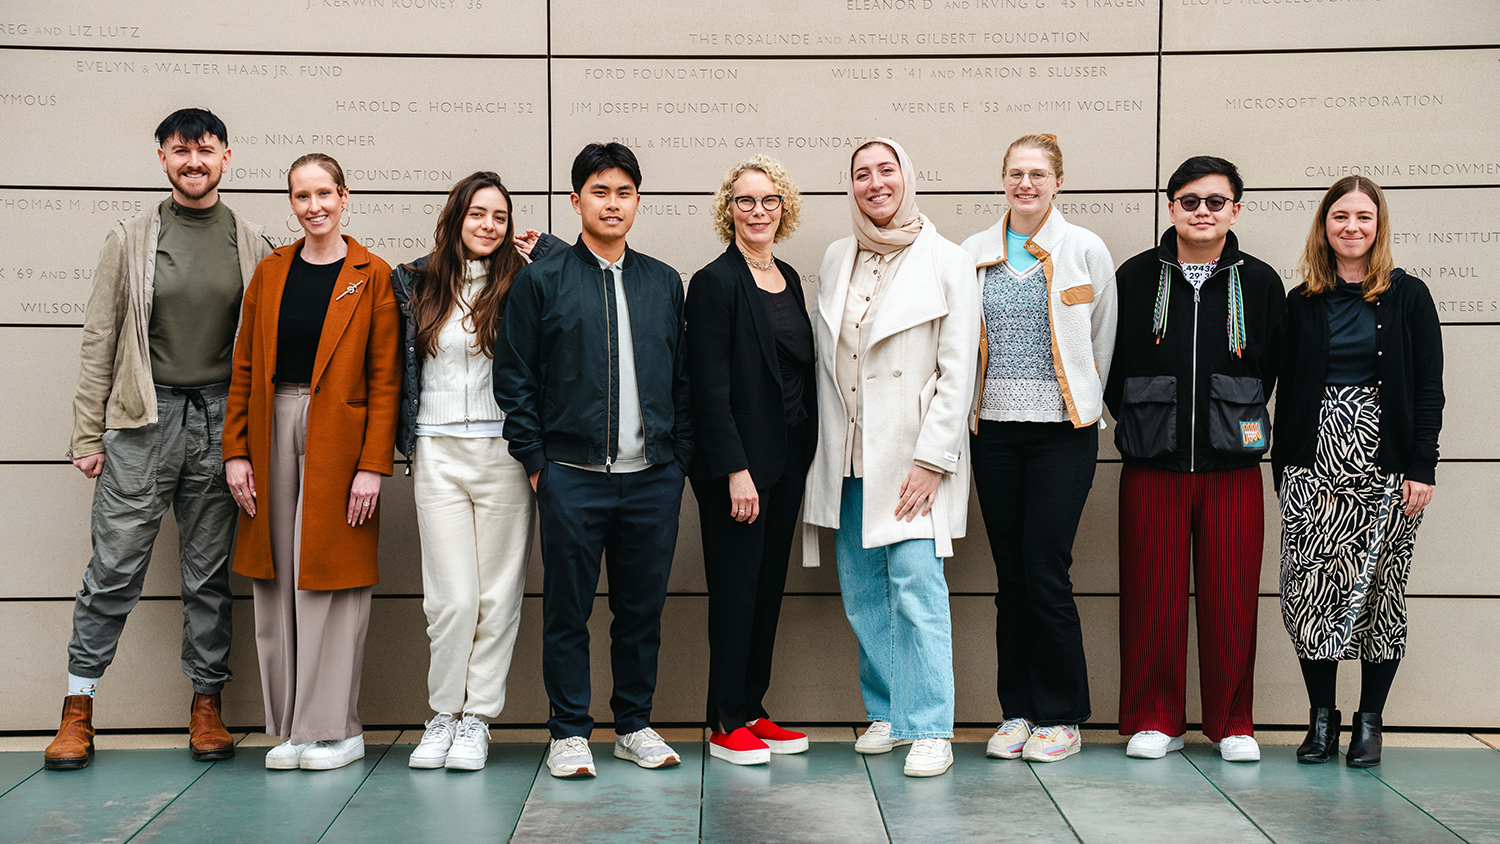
[1298,176,1394,301]
[407,172,524,359]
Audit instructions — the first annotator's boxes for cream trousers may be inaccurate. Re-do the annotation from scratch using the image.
[414,435,535,718]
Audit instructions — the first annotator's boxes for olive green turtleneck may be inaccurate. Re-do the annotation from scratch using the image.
[148,197,243,387]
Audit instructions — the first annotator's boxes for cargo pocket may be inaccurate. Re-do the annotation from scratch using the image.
[99,425,164,497]
[1114,375,1177,459]
[1207,374,1270,455]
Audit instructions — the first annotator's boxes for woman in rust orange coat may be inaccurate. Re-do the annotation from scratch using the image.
[223,152,401,772]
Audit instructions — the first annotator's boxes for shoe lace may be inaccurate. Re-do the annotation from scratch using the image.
[911,738,946,755]
[1000,718,1032,734]
[422,713,456,741]
[630,727,667,749]
[1135,730,1168,740]
[1033,725,1068,741]
[557,735,590,755]
[865,721,892,737]
[454,715,489,745]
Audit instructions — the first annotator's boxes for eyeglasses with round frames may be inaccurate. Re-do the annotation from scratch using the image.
[1173,194,1232,212]
[1004,170,1055,185]
[733,194,783,212]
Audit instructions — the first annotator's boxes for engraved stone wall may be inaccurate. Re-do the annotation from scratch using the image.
[0,0,1496,731]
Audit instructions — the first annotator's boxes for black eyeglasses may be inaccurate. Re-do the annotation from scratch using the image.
[733,195,783,212]
[1173,194,1232,212]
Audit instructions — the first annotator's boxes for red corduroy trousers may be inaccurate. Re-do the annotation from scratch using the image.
[1117,464,1263,741]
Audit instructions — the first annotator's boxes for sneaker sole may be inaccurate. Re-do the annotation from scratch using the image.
[904,756,955,777]
[1023,743,1081,763]
[444,756,487,771]
[709,743,770,765]
[264,756,302,770]
[613,746,681,769]
[547,762,597,778]
[407,755,447,769]
[855,739,913,755]
[300,749,364,771]
[762,737,808,755]
[985,738,1026,759]
[1126,738,1184,759]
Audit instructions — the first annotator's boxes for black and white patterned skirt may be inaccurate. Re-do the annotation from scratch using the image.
[1279,386,1422,661]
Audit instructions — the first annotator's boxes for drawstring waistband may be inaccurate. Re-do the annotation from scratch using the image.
[169,387,207,425]
[155,381,229,425]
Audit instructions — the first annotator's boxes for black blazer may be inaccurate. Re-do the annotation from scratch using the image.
[685,242,817,488]
[1271,268,1444,487]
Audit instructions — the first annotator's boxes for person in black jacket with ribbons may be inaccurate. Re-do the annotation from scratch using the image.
[1105,156,1286,764]
[1273,176,1442,769]
[493,143,693,780]
[686,156,817,767]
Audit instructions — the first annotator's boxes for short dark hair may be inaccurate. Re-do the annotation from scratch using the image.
[155,108,229,148]
[1166,155,1243,202]
[570,142,642,194]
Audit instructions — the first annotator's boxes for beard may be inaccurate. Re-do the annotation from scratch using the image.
[169,166,222,201]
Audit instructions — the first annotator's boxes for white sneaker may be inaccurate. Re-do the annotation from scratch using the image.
[264,740,313,770]
[986,718,1034,759]
[1214,735,1261,762]
[1126,730,1184,759]
[407,712,458,769]
[903,738,954,777]
[299,735,365,770]
[445,713,490,771]
[613,727,681,769]
[855,721,914,755]
[547,736,596,778]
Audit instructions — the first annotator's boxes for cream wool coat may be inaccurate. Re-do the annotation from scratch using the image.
[802,218,980,566]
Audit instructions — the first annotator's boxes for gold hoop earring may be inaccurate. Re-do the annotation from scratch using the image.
[285,213,303,233]
[340,207,350,228]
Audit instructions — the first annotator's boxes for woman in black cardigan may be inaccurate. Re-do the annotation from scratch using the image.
[687,155,817,766]
[1273,176,1443,769]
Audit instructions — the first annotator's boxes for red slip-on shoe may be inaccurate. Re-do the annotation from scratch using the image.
[709,728,770,765]
[747,719,809,755]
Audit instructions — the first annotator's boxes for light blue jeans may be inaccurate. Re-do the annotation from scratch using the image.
[834,478,955,739]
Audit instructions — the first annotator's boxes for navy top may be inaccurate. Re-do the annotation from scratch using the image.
[276,250,343,383]
[1324,280,1377,387]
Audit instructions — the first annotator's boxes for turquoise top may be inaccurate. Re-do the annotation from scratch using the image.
[1005,227,1039,273]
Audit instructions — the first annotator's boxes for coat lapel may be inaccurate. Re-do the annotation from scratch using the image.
[260,245,295,377]
[819,238,859,348]
[311,237,372,387]
[728,243,781,384]
[865,224,949,349]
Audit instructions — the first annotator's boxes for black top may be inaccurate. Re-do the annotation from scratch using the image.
[683,242,818,487]
[758,283,815,427]
[1105,229,1288,473]
[1325,280,1378,386]
[1272,269,1444,487]
[276,250,344,383]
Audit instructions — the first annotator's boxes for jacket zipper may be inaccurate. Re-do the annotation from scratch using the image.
[1169,258,1244,473]
[602,266,614,473]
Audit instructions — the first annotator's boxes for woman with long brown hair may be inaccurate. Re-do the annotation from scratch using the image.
[392,171,552,771]
[1273,176,1444,768]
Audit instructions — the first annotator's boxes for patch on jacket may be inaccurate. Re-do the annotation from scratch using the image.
[1240,420,1266,449]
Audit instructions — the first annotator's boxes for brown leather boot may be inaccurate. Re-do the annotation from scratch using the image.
[188,692,235,761]
[44,695,95,770]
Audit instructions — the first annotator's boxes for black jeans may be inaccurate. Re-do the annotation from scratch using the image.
[691,419,812,733]
[971,420,1098,726]
[536,461,685,739]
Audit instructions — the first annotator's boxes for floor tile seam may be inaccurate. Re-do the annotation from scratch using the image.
[1178,750,1278,844]
[697,733,707,844]
[120,756,222,844]
[1022,760,1084,844]
[0,766,43,801]
[856,752,895,844]
[1355,752,1477,844]
[316,742,395,843]
[506,744,548,844]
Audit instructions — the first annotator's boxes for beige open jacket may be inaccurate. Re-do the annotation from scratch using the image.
[801,218,980,567]
[69,200,272,458]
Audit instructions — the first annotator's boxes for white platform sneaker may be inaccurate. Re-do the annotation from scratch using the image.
[407,713,458,769]
[300,735,364,771]
[1126,730,1185,759]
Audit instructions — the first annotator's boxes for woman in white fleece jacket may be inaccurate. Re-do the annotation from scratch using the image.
[390,172,539,772]
[960,134,1117,766]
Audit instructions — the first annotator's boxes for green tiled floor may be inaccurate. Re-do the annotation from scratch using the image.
[1,737,1497,843]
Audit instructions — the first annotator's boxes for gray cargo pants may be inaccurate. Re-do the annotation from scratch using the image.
[67,382,239,694]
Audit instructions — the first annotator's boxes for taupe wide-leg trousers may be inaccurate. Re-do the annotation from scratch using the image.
[252,383,373,745]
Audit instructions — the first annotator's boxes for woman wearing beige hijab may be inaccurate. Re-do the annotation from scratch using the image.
[802,138,979,777]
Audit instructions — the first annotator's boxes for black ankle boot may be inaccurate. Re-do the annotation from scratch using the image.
[1297,707,1341,763]
[1346,712,1382,768]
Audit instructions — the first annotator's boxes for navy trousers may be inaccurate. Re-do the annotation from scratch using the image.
[536,461,685,739]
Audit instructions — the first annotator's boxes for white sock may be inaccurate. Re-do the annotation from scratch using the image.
[67,673,98,698]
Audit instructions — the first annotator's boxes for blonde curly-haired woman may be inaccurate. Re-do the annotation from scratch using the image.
[686,155,816,766]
